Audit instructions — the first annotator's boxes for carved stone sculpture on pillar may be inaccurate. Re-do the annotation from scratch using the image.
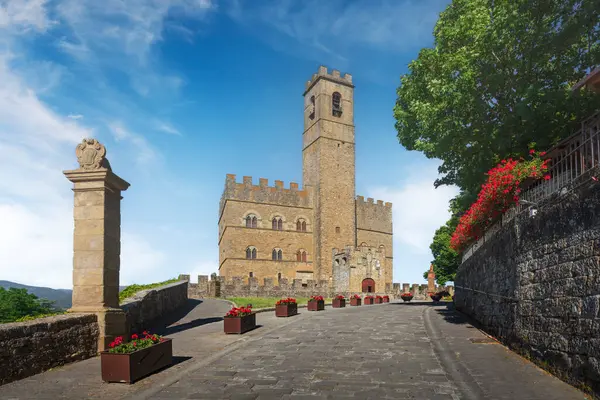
[64,138,130,352]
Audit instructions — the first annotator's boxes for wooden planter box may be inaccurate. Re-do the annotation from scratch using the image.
[100,338,173,384]
[224,313,256,334]
[332,299,346,308]
[375,297,383,304]
[401,296,413,302]
[350,298,361,306]
[383,296,390,303]
[307,300,325,311]
[364,297,374,305]
[275,303,298,317]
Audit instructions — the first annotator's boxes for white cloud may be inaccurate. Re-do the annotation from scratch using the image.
[368,164,459,255]
[228,0,448,60]
[0,0,52,33]
[108,121,157,165]
[0,47,168,289]
[156,121,181,136]
[185,260,219,283]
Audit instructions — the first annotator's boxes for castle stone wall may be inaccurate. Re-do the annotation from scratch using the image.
[0,314,98,385]
[182,274,452,301]
[455,183,600,396]
[120,280,188,334]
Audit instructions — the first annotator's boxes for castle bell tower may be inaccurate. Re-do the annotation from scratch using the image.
[302,66,356,281]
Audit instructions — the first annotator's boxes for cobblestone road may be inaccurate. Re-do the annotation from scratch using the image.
[133,303,588,400]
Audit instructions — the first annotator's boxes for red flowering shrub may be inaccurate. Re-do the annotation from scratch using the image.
[351,294,361,299]
[450,149,550,252]
[364,295,374,300]
[108,331,164,354]
[335,295,345,300]
[400,292,413,298]
[309,295,324,302]
[276,297,296,305]
[224,306,252,318]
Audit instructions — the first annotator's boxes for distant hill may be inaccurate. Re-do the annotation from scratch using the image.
[0,281,73,310]
[0,281,128,310]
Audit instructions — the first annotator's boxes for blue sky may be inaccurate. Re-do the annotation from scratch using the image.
[0,0,457,289]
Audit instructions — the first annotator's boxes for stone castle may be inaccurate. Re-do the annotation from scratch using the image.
[218,66,393,293]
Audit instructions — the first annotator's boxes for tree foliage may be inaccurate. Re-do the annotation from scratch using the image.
[0,288,57,323]
[397,0,600,282]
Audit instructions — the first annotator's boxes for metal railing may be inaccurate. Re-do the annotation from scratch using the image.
[461,110,600,263]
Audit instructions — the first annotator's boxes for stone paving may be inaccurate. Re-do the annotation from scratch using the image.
[131,302,588,400]
[0,300,590,400]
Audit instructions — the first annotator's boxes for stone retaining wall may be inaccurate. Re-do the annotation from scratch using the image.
[120,280,189,334]
[455,183,600,396]
[0,314,98,385]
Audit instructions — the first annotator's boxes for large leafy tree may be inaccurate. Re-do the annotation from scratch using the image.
[395,0,600,281]
[0,288,56,323]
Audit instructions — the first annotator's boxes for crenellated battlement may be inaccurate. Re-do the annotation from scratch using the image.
[355,195,392,209]
[355,194,392,235]
[304,65,353,93]
[220,174,313,216]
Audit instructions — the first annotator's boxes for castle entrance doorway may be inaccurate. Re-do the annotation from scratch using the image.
[362,278,375,293]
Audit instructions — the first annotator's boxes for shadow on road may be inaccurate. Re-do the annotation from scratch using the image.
[157,317,224,335]
[391,301,482,328]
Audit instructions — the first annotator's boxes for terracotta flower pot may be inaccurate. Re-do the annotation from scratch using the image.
[100,339,173,383]
[307,300,325,311]
[275,303,298,317]
[332,299,346,308]
[364,297,374,305]
[350,298,361,306]
[224,313,256,334]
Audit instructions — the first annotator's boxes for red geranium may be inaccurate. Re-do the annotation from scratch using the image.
[309,295,324,302]
[224,306,253,318]
[375,295,383,300]
[351,294,361,299]
[335,295,345,300]
[107,331,163,354]
[365,295,374,300]
[450,149,550,252]
[276,297,296,305]
[401,292,413,298]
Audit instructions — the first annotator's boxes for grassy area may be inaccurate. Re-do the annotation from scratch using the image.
[226,297,333,309]
[119,278,180,303]
[14,312,66,322]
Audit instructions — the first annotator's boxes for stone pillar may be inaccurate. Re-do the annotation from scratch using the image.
[64,138,130,352]
[427,263,436,293]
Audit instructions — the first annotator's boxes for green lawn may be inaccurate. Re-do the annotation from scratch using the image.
[226,297,332,309]
[119,278,180,303]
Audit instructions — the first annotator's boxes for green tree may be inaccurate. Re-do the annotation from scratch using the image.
[0,288,56,323]
[396,0,600,281]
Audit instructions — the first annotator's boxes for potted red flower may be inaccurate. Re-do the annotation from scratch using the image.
[350,294,361,306]
[100,331,172,383]
[430,292,443,302]
[374,295,383,304]
[307,295,325,311]
[332,295,346,308]
[364,295,374,305]
[400,292,413,302]
[223,305,255,334]
[275,297,297,317]
[383,295,390,303]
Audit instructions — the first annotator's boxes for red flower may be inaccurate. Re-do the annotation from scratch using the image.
[529,149,535,154]
[544,175,551,180]
[131,334,138,340]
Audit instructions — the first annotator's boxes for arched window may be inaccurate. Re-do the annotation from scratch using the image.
[272,249,277,260]
[246,214,258,228]
[272,216,283,231]
[302,251,307,262]
[296,220,301,231]
[278,249,282,260]
[332,92,342,117]
[302,221,306,231]
[249,272,253,278]
[278,272,282,281]
[296,250,301,262]
[272,248,283,261]
[296,218,307,232]
[309,95,315,120]
[246,246,257,259]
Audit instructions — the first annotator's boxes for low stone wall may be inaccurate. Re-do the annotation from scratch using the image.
[179,274,453,300]
[455,182,600,397]
[120,280,189,334]
[0,314,98,385]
